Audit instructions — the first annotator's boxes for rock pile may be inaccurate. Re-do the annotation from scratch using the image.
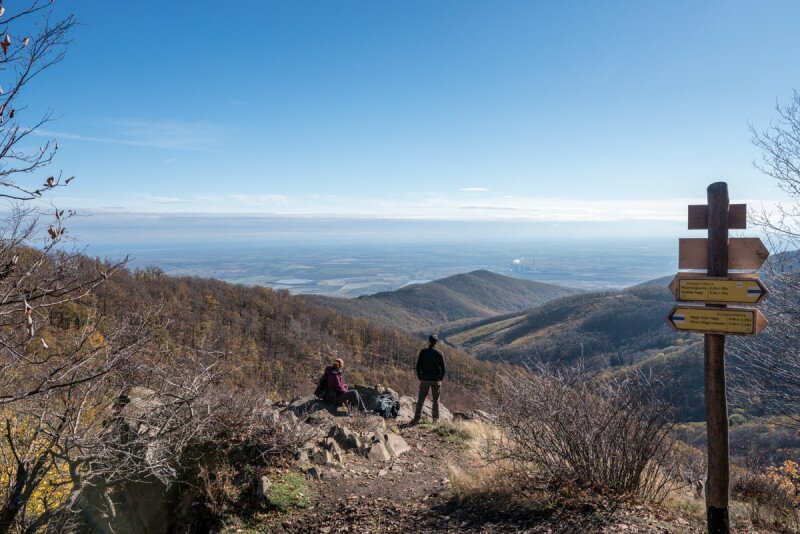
[279,384,440,478]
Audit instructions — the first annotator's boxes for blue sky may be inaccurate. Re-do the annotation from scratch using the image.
[17,1,800,226]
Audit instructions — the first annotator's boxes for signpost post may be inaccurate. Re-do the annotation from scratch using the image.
[666,182,769,534]
[705,182,730,534]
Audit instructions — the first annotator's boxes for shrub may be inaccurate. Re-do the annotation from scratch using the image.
[732,465,799,530]
[487,361,680,502]
[432,421,474,450]
[729,413,746,427]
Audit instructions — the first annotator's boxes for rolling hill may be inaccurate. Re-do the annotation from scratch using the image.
[438,279,710,420]
[441,280,683,367]
[301,270,579,333]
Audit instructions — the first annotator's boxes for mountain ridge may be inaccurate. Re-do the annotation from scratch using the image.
[301,269,580,333]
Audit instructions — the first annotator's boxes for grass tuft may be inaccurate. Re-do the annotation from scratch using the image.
[265,472,313,513]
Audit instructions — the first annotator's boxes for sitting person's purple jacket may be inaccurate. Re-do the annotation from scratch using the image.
[324,365,347,394]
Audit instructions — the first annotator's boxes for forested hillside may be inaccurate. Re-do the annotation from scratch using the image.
[91,266,501,410]
[441,282,682,368]
[436,281,705,421]
[303,269,578,332]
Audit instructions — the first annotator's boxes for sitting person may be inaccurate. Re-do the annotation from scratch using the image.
[324,358,367,412]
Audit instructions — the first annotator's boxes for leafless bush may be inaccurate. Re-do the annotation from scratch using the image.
[197,461,239,517]
[207,391,318,463]
[487,361,680,502]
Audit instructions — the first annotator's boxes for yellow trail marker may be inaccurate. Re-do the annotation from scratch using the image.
[669,275,768,304]
[667,305,767,336]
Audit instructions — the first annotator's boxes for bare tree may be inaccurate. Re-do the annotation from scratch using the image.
[729,91,800,428]
[0,326,224,534]
[0,3,229,531]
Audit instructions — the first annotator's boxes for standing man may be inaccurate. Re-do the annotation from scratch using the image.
[411,334,446,425]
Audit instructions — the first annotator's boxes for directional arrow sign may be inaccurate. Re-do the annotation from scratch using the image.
[678,237,770,270]
[669,274,769,305]
[666,305,767,336]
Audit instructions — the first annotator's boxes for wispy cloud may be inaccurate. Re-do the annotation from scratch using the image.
[147,196,190,204]
[460,205,527,211]
[459,187,490,192]
[229,194,289,206]
[35,119,225,152]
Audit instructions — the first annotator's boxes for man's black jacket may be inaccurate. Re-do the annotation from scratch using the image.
[416,346,446,381]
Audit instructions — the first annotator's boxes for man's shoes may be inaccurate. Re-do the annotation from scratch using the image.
[409,418,420,426]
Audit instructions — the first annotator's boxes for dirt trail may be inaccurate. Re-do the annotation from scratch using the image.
[274,424,456,533]
[270,423,702,534]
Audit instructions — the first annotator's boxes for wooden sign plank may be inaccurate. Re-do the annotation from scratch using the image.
[678,237,769,270]
[668,273,769,304]
[666,305,767,336]
[688,203,747,230]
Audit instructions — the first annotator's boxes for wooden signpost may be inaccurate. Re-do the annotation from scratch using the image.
[666,183,769,534]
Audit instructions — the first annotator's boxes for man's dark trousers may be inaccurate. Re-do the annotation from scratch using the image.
[414,380,441,421]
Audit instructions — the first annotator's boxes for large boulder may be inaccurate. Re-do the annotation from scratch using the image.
[284,396,336,418]
[397,395,452,423]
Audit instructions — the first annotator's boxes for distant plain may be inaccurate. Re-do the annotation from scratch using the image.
[87,238,678,297]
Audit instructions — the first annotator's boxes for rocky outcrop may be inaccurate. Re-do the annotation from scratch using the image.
[396,395,453,423]
[284,396,348,419]
[330,425,362,451]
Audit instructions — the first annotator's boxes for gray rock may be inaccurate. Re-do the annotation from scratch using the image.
[323,437,344,457]
[256,476,272,499]
[284,395,336,418]
[364,431,381,444]
[306,409,333,425]
[384,433,411,457]
[330,425,361,450]
[367,441,391,462]
[363,415,388,433]
[279,410,299,425]
[306,466,323,480]
[397,395,452,423]
[313,449,337,466]
[295,448,310,464]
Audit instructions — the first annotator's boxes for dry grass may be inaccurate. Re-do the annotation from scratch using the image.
[448,420,556,515]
